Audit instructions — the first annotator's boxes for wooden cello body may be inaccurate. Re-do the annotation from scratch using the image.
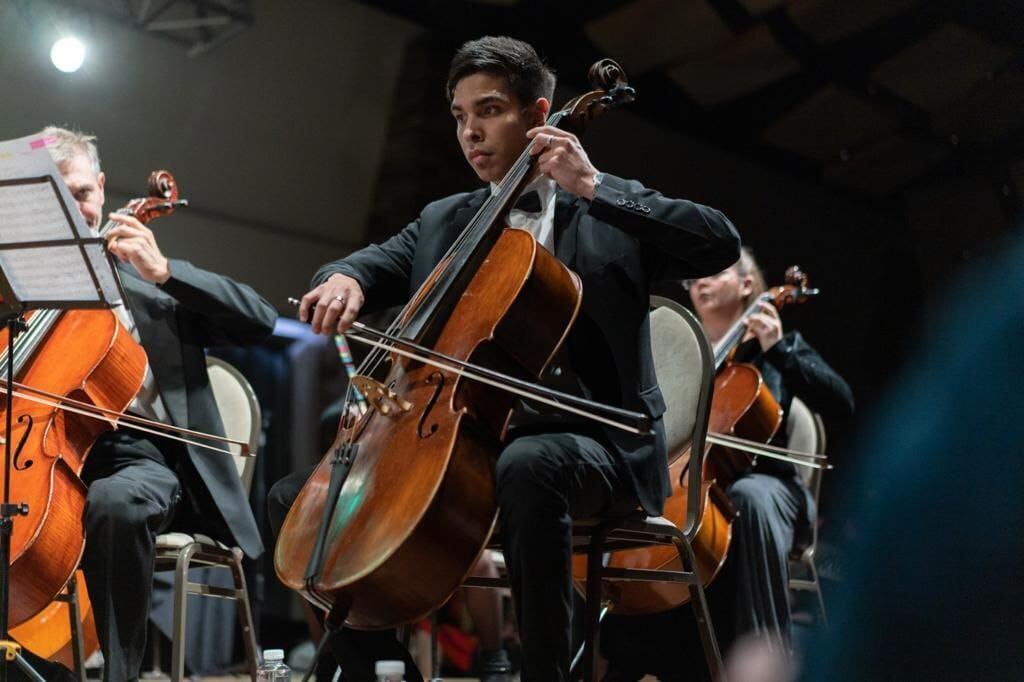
[277,229,582,627]
[10,570,99,668]
[1,308,147,626]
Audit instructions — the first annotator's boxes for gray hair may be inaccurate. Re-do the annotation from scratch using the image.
[734,246,766,306]
[38,126,101,174]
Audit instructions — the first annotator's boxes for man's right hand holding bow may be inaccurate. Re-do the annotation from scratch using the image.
[300,273,365,335]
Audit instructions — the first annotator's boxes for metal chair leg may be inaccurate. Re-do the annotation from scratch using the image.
[62,576,87,682]
[806,559,828,626]
[229,548,260,681]
[429,609,441,681]
[570,603,608,679]
[170,543,199,682]
[582,528,608,682]
[145,624,164,678]
[675,537,723,680]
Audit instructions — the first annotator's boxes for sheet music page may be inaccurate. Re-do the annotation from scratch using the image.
[0,133,89,240]
[0,246,101,302]
[0,181,74,243]
[0,134,121,305]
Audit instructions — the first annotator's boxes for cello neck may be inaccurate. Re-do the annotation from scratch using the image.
[397,109,568,343]
[712,293,773,369]
[0,310,64,381]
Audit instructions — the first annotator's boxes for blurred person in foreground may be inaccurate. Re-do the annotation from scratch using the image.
[799,234,1024,679]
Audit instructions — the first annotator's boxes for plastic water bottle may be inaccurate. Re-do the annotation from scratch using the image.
[257,649,291,682]
[376,659,405,682]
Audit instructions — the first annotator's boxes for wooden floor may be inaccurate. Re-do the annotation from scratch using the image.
[147,677,491,681]
[137,672,664,681]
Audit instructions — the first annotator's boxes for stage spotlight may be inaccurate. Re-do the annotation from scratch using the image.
[51,37,86,73]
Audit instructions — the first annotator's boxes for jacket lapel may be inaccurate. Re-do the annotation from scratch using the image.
[117,265,188,427]
[444,187,579,268]
[448,190,488,241]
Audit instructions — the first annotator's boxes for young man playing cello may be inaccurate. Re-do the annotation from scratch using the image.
[24,127,277,682]
[270,36,740,681]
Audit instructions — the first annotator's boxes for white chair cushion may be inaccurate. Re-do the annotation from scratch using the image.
[206,361,255,481]
[785,397,819,487]
[155,531,226,550]
[650,305,701,460]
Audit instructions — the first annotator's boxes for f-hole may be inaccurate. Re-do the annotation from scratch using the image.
[417,372,445,438]
[13,414,34,471]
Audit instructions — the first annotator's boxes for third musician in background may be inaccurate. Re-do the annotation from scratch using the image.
[602,246,854,681]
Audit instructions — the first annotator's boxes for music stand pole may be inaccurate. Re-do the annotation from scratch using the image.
[0,310,44,682]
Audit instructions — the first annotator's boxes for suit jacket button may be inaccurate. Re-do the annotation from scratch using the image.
[551,366,563,376]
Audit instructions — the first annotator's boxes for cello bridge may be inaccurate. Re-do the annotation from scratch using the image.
[351,376,413,416]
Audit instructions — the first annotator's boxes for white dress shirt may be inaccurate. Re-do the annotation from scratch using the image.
[491,176,558,253]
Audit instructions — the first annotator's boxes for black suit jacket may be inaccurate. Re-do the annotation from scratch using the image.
[119,259,277,557]
[313,174,740,516]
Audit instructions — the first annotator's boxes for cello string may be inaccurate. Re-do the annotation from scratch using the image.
[359,141,537,380]
[334,141,546,455]
[712,293,774,368]
[380,110,561,351]
[343,108,567,435]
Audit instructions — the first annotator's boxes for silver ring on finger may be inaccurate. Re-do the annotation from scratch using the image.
[334,295,346,305]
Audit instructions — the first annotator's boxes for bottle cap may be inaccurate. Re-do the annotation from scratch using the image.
[263,649,284,662]
[375,660,405,675]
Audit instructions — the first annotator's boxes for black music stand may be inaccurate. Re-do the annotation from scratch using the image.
[0,174,124,682]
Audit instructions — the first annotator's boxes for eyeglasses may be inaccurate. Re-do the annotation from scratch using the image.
[681,270,735,291]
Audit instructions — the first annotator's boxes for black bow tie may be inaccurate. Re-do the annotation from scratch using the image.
[512,190,542,214]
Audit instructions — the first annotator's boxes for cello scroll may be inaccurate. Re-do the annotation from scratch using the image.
[112,170,188,227]
[557,59,636,134]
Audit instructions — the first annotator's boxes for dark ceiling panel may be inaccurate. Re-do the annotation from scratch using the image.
[872,23,1015,113]
[736,0,785,16]
[585,0,733,74]
[787,0,923,46]
[761,84,899,161]
[669,24,800,106]
[823,134,949,196]
[932,71,1024,148]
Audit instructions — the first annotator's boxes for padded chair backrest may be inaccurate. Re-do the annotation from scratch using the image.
[649,297,705,462]
[648,296,715,536]
[784,397,826,490]
[205,356,261,494]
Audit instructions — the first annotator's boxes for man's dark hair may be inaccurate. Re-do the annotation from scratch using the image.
[446,36,556,106]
